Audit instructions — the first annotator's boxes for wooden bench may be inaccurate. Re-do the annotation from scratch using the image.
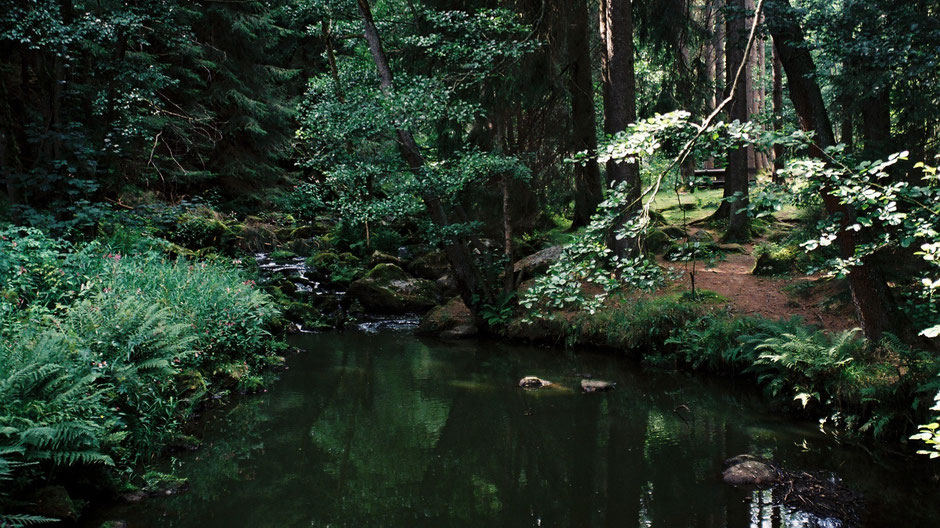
[693,168,758,188]
[694,168,726,187]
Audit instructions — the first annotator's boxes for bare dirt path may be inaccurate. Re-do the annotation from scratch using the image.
[662,247,856,333]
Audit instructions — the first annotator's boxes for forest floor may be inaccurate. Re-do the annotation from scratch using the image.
[651,187,858,332]
[661,243,856,332]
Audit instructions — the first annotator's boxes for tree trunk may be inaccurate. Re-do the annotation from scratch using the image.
[715,3,726,103]
[502,174,515,295]
[721,0,751,242]
[355,0,487,321]
[599,0,641,258]
[771,45,785,181]
[567,0,603,229]
[861,84,891,158]
[766,0,909,343]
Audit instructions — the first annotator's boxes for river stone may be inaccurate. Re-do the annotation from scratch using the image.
[518,376,552,388]
[581,379,615,392]
[417,297,478,339]
[348,263,441,314]
[409,250,451,280]
[514,245,562,279]
[722,455,778,487]
[435,274,459,297]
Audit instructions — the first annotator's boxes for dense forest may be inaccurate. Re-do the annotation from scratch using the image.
[1,0,939,524]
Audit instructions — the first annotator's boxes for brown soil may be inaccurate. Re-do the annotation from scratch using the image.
[661,237,856,332]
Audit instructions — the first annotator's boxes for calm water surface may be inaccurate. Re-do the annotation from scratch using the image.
[86,329,940,527]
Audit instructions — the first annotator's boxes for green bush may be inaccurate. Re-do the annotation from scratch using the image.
[665,313,940,439]
[0,227,283,488]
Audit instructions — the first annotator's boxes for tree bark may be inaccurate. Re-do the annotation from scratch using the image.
[567,0,603,229]
[599,0,641,258]
[714,3,726,103]
[721,0,751,242]
[771,45,785,181]
[766,0,908,343]
[355,0,486,321]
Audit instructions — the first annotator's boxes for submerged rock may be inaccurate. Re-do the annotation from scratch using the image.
[417,297,478,339]
[518,376,552,388]
[348,264,441,313]
[722,455,778,487]
[581,379,615,393]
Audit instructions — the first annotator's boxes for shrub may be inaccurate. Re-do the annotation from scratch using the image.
[0,229,283,487]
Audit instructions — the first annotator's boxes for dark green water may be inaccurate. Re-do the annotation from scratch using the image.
[86,328,939,527]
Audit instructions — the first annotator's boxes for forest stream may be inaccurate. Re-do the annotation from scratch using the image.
[81,328,940,528]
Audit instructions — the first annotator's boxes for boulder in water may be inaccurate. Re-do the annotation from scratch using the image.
[348,264,441,314]
[417,297,478,339]
[518,376,552,388]
[722,455,778,487]
[581,379,615,392]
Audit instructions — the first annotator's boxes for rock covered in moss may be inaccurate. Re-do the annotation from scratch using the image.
[644,229,674,254]
[409,250,451,279]
[752,244,801,275]
[417,297,477,339]
[369,250,403,267]
[348,264,441,313]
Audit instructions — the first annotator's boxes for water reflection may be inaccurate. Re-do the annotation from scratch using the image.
[84,331,939,527]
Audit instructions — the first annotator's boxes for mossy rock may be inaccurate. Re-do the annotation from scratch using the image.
[417,297,477,339]
[409,250,450,280]
[290,225,318,240]
[348,264,441,313]
[660,226,687,239]
[752,244,800,275]
[370,250,403,267]
[644,229,674,254]
[173,210,235,249]
[648,210,667,225]
[306,251,339,270]
[689,230,715,243]
[285,301,323,328]
[270,250,298,262]
[716,243,748,254]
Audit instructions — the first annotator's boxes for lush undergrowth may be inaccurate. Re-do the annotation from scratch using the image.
[0,225,285,509]
[512,292,940,444]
